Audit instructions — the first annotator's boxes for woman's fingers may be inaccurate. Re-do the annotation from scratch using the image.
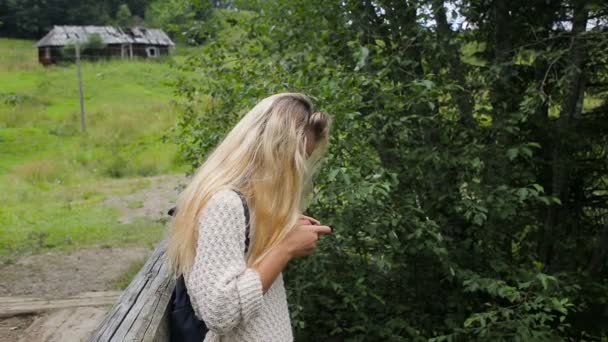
[304,224,332,235]
[300,214,320,225]
[297,218,312,225]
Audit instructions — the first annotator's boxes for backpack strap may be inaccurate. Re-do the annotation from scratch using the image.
[233,190,251,255]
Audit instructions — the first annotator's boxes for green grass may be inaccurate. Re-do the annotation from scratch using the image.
[0,38,39,71]
[113,258,148,290]
[0,38,191,256]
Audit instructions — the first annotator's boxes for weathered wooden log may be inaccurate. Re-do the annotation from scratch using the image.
[89,240,174,342]
[0,291,121,318]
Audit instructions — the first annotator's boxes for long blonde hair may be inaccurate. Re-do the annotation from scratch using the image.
[167,92,331,276]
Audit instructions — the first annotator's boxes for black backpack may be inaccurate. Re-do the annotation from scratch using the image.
[168,190,251,342]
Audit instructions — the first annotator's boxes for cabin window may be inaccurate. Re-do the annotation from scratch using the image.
[146,47,160,58]
[44,47,51,59]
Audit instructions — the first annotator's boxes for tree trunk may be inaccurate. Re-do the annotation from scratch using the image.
[541,0,589,267]
[588,223,608,276]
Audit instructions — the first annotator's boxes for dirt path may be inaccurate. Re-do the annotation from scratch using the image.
[0,246,152,298]
[0,173,189,298]
[0,316,37,342]
[0,246,151,342]
[102,173,189,224]
[0,173,190,342]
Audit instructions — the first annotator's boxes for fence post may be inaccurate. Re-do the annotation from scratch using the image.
[75,42,86,133]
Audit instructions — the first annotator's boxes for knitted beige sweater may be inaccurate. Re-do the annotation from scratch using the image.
[184,189,294,342]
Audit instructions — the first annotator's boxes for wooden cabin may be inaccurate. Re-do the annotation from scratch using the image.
[35,26,175,66]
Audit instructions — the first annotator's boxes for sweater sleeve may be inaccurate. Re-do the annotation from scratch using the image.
[185,189,264,335]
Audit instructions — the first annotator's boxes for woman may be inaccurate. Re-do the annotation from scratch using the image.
[167,92,333,341]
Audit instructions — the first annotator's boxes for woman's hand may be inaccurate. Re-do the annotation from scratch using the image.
[254,214,331,294]
[254,215,331,293]
[282,216,332,258]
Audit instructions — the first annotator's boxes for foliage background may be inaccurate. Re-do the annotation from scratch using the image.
[169,0,608,341]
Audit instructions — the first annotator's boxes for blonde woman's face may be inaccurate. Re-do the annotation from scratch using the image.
[305,128,316,158]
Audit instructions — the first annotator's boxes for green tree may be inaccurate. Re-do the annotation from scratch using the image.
[115,3,133,27]
[0,0,114,38]
[145,0,215,44]
[171,0,608,340]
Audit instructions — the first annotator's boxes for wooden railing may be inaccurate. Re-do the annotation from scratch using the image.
[89,240,174,342]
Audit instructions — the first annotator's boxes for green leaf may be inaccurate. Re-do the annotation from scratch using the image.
[355,46,369,71]
[549,103,561,118]
[420,79,435,89]
[464,317,475,328]
[514,49,538,66]
[538,196,550,205]
[536,273,556,290]
[461,55,487,67]
[461,41,487,56]
[327,168,340,182]
[520,147,533,158]
[531,184,544,193]
[460,41,487,66]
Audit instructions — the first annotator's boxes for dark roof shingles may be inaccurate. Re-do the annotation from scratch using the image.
[36,25,174,47]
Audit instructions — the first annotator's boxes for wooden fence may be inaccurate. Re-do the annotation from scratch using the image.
[89,240,174,342]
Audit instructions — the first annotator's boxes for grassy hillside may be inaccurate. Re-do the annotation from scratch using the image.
[0,38,190,256]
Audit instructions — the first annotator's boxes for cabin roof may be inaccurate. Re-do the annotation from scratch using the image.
[36,26,175,47]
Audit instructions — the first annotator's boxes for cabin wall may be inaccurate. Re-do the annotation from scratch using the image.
[38,44,172,66]
[38,47,63,66]
[131,44,171,59]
